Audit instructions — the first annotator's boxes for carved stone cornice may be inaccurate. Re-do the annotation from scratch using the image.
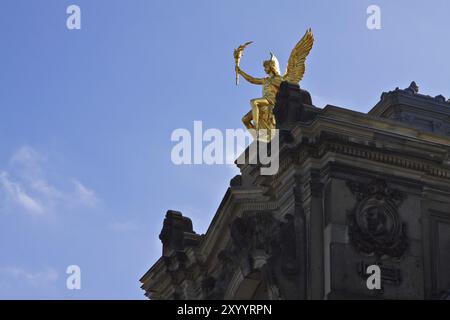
[326,141,450,179]
[285,135,450,181]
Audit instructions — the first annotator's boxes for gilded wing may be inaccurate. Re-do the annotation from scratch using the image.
[282,29,314,84]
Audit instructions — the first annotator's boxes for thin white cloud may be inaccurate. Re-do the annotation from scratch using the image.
[0,172,44,214]
[72,179,98,207]
[0,145,99,216]
[30,178,64,201]
[0,267,58,287]
[10,145,44,167]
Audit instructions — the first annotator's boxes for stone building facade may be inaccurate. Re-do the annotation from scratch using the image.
[140,82,450,299]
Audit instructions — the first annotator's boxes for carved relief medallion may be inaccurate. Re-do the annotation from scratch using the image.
[347,179,408,258]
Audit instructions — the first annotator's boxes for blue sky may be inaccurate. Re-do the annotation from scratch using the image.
[1,0,450,299]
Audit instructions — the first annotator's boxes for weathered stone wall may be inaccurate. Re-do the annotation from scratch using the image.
[141,82,450,300]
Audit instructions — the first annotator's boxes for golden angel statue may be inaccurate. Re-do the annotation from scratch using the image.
[234,29,314,142]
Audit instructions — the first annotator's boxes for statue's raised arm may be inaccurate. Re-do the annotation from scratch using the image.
[236,66,265,85]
